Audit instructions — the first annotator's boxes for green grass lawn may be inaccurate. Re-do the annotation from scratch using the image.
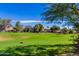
[0,32,76,50]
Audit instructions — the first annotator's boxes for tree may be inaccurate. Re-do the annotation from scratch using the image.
[42,3,79,30]
[42,3,79,55]
[0,18,11,25]
[73,23,79,33]
[72,35,79,55]
[50,25,60,33]
[33,24,44,32]
[61,28,68,34]
[69,29,75,34]
[15,21,23,32]
[0,18,11,31]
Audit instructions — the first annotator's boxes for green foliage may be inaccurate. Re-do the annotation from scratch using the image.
[42,3,79,29]
[50,25,60,33]
[61,28,68,34]
[73,23,79,33]
[73,35,79,55]
[15,21,23,31]
[34,24,44,32]
[0,19,11,25]
[0,45,72,56]
[69,29,75,34]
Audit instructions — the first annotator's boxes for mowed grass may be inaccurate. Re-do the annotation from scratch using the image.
[0,32,76,50]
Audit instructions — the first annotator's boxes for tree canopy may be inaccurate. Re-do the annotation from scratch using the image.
[15,21,23,31]
[34,24,44,32]
[42,3,79,28]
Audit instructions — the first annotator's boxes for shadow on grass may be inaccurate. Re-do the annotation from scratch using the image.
[0,44,74,56]
[26,44,74,47]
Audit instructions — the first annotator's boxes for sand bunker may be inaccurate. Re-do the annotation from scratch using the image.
[19,36,30,39]
[0,35,12,41]
[0,35,30,41]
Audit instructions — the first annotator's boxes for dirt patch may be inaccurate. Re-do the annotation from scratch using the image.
[19,36,31,39]
[0,35,31,41]
[0,35,12,41]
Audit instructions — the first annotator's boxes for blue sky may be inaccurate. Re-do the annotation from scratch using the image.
[0,3,45,20]
[0,3,72,28]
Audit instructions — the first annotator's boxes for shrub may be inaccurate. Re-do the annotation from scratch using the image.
[50,25,60,33]
[69,29,74,34]
[0,45,72,56]
[61,28,68,34]
[73,35,79,55]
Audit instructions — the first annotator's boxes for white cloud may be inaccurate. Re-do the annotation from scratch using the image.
[20,20,42,23]
[12,20,47,24]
